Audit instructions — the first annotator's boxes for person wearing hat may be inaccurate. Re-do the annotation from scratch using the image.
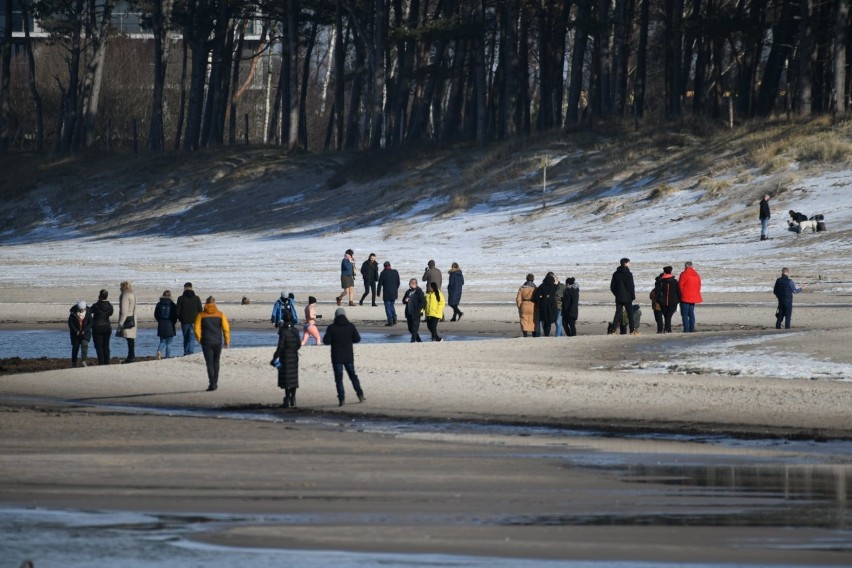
[271,290,299,328]
[272,309,301,408]
[376,260,401,326]
[194,296,231,391]
[322,307,365,406]
[154,290,178,358]
[176,282,203,356]
[68,300,93,367]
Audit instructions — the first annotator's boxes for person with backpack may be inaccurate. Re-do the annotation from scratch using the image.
[154,290,178,358]
[654,266,681,333]
[272,290,299,328]
[176,282,203,356]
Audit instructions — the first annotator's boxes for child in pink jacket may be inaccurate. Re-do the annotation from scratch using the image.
[301,296,322,346]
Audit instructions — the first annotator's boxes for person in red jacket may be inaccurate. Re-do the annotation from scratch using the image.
[678,261,703,332]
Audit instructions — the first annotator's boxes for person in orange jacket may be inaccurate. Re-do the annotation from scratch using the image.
[194,296,230,391]
[678,261,703,332]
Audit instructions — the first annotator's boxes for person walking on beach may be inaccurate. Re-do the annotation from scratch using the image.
[610,259,637,335]
[176,282,203,356]
[533,273,559,337]
[336,249,356,307]
[678,261,702,332]
[154,290,178,358]
[359,253,379,306]
[447,262,465,322]
[301,296,321,346]
[516,274,537,337]
[425,281,446,341]
[654,266,680,333]
[90,289,113,365]
[272,290,299,327]
[422,260,442,292]
[323,307,365,406]
[376,260,401,326]
[759,194,771,241]
[553,274,565,337]
[272,310,301,408]
[68,300,93,367]
[561,277,579,337]
[773,268,805,329]
[194,296,231,391]
[117,281,138,363]
[402,278,425,343]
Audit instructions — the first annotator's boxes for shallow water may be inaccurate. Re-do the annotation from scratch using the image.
[0,329,481,359]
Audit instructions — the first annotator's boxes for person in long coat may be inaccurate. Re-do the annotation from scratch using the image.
[447,262,465,321]
[609,259,636,335]
[68,300,93,367]
[273,310,301,408]
[515,274,537,337]
[561,277,579,337]
[154,290,178,358]
[117,281,137,363]
[90,289,113,365]
[533,274,559,337]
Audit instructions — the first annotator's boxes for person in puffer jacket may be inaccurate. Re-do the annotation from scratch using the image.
[194,296,231,391]
[678,261,703,333]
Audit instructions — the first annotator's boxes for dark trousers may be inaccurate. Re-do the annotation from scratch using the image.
[360,280,376,305]
[181,323,197,355]
[662,305,677,333]
[562,316,577,337]
[426,316,441,341]
[612,302,634,333]
[407,315,422,342]
[449,304,462,319]
[70,334,88,364]
[776,302,793,329]
[92,331,111,364]
[540,321,552,337]
[125,338,135,360]
[333,362,363,400]
[384,300,397,324]
[202,343,222,386]
[653,310,664,333]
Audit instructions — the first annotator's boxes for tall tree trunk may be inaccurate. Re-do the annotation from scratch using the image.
[473,0,488,145]
[298,20,318,150]
[286,0,299,152]
[591,0,611,117]
[79,0,114,149]
[368,0,387,149]
[0,0,12,149]
[736,0,766,118]
[664,0,684,117]
[567,0,591,125]
[834,0,849,111]
[149,0,173,151]
[21,0,44,151]
[797,0,816,115]
[537,2,552,130]
[755,0,799,117]
[518,1,530,134]
[500,0,520,137]
[612,0,630,116]
[345,28,365,149]
[334,0,346,149]
[634,0,649,118]
[692,0,707,114]
[443,35,468,141]
[174,37,189,150]
[228,19,247,145]
[60,0,85,152]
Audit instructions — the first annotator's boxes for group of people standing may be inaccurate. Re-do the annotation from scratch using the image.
[516,272,580,338]
[68,281,141,367]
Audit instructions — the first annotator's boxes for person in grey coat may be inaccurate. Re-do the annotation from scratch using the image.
[272,310,301,408]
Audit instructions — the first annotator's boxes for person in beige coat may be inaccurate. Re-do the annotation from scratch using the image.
[516,274,537,337]
[117,280,138,363]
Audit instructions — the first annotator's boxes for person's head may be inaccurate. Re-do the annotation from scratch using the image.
[567,277,575,285]
[620,258,630,267]
[345,248,354,257]
[409,278,418,288]
[543,274,554,285]
[526,273,534,282]
[369,253,376,261]
[206,296,215,304]
[77,300,87,311]
[764,194,770,201]
[781,267,790,276]
[308,295,317,304]
[383,261,391,269]
[663,266,673,275]
[335,307,346,318]
[162,290,171,298]
[280,290,291,301]
[427,260,435,268]
[98,289,108,301]
[684,261,693,269]
[184,282,193,290]
[451,262,459,270]
[120,281,131,292]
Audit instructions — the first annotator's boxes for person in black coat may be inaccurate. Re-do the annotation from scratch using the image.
[759,194,771,241]
[322,308,365,406]
[359,253,379,306]
[90,289,113,365]
[154,290,178,358]
[447,262,465,321]
[533,274,559,337]
[376,260,401,326]
[68,300,93,367]
[561,277,580,337]
[610,258,637,335]
[654,266,681,333]
[402,278,426,343]
[773,267,804,329]
[272,310,301,408]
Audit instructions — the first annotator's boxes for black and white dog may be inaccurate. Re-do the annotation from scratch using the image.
[789,210,809,223]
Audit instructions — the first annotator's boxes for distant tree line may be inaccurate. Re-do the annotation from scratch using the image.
[0,0,849,154]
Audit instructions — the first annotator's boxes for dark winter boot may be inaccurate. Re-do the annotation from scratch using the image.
[282,394,290,408]
[338,396,345,407]
[288,389,297,408]
[357,391,365,403]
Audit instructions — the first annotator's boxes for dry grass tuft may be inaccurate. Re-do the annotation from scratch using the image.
[648,183,677,200]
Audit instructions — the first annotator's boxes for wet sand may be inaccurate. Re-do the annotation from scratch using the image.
[2,292,852,563]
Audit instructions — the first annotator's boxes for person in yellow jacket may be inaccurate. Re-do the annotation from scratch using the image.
[194,296,231,391]
[424,282,446,342]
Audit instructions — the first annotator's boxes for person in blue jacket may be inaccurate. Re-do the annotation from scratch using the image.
[272,290,299,328]
[773,268,805,329]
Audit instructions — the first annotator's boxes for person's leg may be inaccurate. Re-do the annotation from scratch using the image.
[542,322,551,337]
[390,302,397,324]
[92,332,103,364]
[347,286,355,305]
[211,344,222,384]
[332,363,345,402]
[202,344,215,384]
[126,338,135,361]
[370,282,377,306]
[165,336,173,358]
[612,305,624,334]
[568,319,577,337]
[775,304,784,329]
[449,304,458,321]
[383,300,394,325]
[426,317,437,340]
[343,362,364,400]
[761,218,769,239]
[407,316,416,342]
[182,323,194,355]
[70,334,80,366]
[157,337,167,358]
[554,316,563,337]
[359,281,370,305]
[785,304,793,329]
[80,339,89,365]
